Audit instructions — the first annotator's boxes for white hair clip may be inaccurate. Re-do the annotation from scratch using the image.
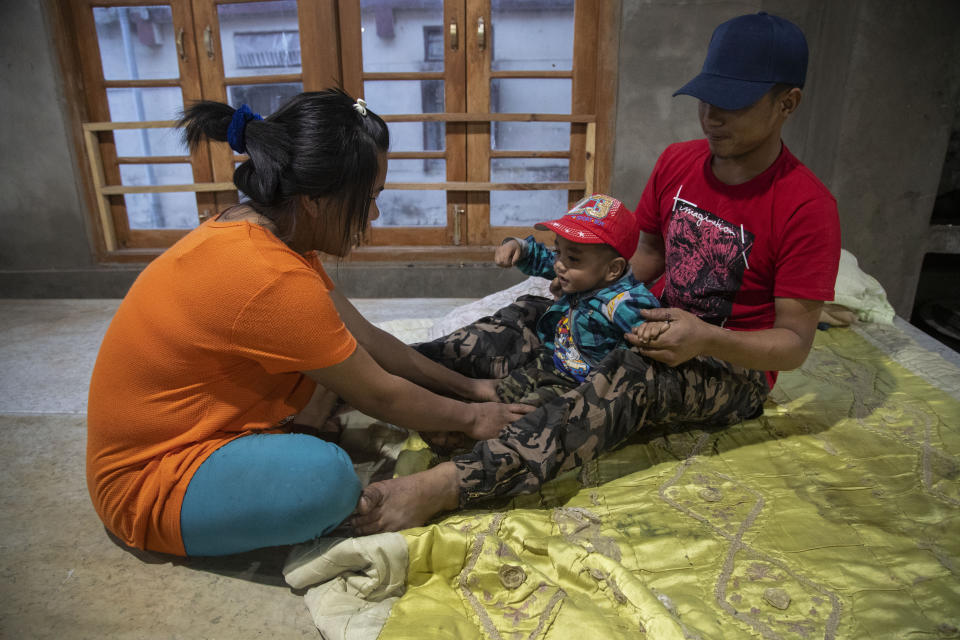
[353,98,368,116]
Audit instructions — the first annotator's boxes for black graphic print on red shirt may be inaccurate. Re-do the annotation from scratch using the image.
[663,193,754,327]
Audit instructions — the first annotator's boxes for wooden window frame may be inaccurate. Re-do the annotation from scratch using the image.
[51,0,620,264]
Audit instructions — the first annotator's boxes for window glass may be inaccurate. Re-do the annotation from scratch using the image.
[492,122,570,152]
[218,1,301,78]
[491,0,574,71]
[491,158,568,184]
[360,0,444,73]
[491,78,570,114]
[491,159,569,226]
[107,87,186,157]
[374,190,446,227]
[491,190,569,227]
[120,163,197,229]
[365,79,445,154]
[93,6,179,81]
[226,82,303,117]
[491,78,570,151]
[386,159,446,184]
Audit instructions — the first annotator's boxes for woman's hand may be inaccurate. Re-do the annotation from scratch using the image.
[494,239,523,268]
[464,402,535,440]
[461,378,502,403]
[625,307,712,367]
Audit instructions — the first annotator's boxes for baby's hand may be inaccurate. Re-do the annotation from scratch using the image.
[494,239,523,268]
[631,320,671,345]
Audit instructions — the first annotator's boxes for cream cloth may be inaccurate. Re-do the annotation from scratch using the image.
[283,533,408,640]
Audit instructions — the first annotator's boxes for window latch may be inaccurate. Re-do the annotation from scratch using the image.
[452,206,465,246]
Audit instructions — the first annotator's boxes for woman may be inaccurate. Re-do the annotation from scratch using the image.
[86,89,531,557]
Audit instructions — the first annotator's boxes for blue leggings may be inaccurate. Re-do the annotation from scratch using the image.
[180,433,361,557]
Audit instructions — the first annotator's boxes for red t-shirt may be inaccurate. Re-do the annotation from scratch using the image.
[635,139,841,387]
[86,220,357,555]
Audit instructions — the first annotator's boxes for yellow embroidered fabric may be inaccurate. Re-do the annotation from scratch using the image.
[381,327,960,639]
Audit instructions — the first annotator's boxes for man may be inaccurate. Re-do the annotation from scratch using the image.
[352,12,841,533]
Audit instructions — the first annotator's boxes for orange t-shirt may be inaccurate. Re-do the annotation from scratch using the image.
[86,220,357,555]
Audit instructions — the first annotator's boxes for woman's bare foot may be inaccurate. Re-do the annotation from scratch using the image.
[295,384,345,430]
[350,461,460,534]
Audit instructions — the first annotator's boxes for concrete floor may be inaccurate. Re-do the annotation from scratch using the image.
[0,298,472,639]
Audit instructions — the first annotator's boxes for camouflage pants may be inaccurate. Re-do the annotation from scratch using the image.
[414,295,769,506]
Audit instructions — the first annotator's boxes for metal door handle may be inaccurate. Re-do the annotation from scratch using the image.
[203,25,215,60]
[477,17,485,49]
[449,20,458,50]
[176,28,186,61]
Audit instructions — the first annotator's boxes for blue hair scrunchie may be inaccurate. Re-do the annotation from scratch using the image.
[226,104,263,154]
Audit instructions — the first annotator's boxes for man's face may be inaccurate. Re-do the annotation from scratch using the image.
[698,89,789,161]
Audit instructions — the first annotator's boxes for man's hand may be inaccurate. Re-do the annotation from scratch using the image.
[627,299,823,372]
[464,402,535,440]
[494,239,523,268]
[625,307,712,367]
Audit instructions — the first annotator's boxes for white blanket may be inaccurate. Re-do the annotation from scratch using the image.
[374,251,895,345]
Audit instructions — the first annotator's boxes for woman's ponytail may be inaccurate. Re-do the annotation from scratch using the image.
[179,101,293,206]
[178,101,233,150]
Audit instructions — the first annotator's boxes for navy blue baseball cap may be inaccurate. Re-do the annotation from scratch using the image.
[673,12,808,110]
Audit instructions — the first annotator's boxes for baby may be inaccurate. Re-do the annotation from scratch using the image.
[494,194,665,403]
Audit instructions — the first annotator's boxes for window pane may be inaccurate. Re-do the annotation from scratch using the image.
[119,163,193,187]
[106,87,183,122]
[491,190,568,227]
[218,1,301,78]
[360,0,444,73]
[107,87,186,156]
[491,78,570,151]
[364,80,444,115]
[491,0,574,71]
[491,78,570,114]
[120,164,197,229]
[492,122,570,152]
[387,159,446,183]
[227,82,303,117]
[93,6,179,81]
[382,122,447,153]
[364,80,444,152]
[491,158,568,183]
[125,192,198,229]
[373,190,446,227]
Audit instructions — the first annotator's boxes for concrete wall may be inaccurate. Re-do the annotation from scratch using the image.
[0,2,94,272]
[2,1,959,313]
[612,0,960,316]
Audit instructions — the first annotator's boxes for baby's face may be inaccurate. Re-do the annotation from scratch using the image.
[552,236,621,295]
